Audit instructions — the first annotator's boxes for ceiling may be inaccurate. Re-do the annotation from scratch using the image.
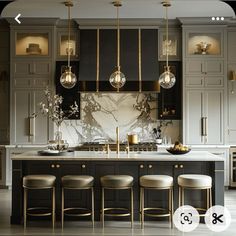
[1,0,235,20]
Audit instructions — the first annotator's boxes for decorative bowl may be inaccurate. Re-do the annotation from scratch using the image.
[166,148,191,155]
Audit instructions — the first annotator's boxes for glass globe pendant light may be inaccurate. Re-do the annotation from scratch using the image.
[60,0,77,89]
[159,0,176,89]
[109,1,126,92]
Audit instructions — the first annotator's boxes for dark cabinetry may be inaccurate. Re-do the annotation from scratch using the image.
[79,28,159,91]
[11,160,223,224]
[55,61,80,119]
[158,61,182,120]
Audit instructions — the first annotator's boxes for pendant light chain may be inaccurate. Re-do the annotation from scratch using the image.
[60,0,77,89]
[166,3,169,69]
[109,1,126,91]
[67,1,71,69]
[138,28,142,93]
[117,3,120,71]
[158,0,176,89]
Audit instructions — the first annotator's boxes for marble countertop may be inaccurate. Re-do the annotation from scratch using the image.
[11,150,224,161]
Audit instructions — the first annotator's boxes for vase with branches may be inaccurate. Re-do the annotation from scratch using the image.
[33,88,79,151]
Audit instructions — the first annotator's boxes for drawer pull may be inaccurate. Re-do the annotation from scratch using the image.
[148,164,152,169]
[180,164,184,168]
[82,164,86,169]
[51,164,55,168]
[174,164,178,169]
[140,164,144,169]
[56,164,60,168]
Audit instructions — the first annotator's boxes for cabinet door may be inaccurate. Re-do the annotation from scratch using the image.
[31,90,49,144]
[79,29,97,81]
[185,60,203,75]
[141,29,159,81]
[11,89,49,144]
[99,29,117,81]
[204,90,224,144]
[11,90,31,144]
[205,60,224,75]
[158,61,181,119]
[185,90,204,144]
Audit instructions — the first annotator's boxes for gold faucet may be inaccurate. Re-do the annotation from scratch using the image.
[116,126,120,155]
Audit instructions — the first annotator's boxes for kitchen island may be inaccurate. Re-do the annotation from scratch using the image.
[11,150,224,224]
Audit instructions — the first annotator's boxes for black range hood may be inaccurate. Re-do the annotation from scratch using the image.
[78,81,160,93]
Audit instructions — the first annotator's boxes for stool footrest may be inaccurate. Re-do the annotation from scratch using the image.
[27,207,52,217]
[64,207,92,217]
[142,207,171,218]
[103,207,131,217]
[195,207,207,217]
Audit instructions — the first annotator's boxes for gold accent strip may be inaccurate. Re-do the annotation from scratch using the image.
[138,28,142,92]
[214,170,224,172]
[96,28,100,93]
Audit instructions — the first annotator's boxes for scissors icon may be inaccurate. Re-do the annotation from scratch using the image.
[212,213,224,224]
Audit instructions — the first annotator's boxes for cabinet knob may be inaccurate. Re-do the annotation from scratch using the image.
[51,164,55,168]
[140,164,144,169]
[56,164,60,168]
[180,164,184,168]
[148,164,152,169]
[174,164,178,169]
[82,164,86,169]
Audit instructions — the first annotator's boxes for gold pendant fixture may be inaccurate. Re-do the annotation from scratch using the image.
[109,1,126,92]
[60,0,77,89]
[159,0,176,89]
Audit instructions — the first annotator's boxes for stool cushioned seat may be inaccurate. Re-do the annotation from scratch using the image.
[101,175,133,188]
[23,175,56,188]
[61,175,94,188]
[178,174,212,188]
[140,175,173,188]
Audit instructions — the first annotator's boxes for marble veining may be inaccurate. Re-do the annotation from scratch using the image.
[60,93,180,145]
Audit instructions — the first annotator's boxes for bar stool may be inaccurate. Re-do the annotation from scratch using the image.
[178,174,212,216]
[61,175,94,228]
[139,175,174,228]
[100,175,134,227]
[23,175,56,229]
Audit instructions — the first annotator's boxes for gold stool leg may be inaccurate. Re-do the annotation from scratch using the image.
[182,187,185,206]
[91,187,94,228]
[101,187,105,228]
[206,188,209,210]
[61,187,64,229]
[141,187,144,229]
[24,188,27,229]
[178,186,181,207]
[209,187,212,208]
[169,188,173,228]
[52,187,55,229]
[130,187,134,228]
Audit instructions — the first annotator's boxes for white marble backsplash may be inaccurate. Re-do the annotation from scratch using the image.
[60,93,181,145]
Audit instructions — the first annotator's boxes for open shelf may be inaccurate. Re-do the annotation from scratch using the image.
[15,33,49,56]
[187,33,221,56]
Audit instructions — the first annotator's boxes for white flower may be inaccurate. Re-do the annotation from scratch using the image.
[35,88,79,127]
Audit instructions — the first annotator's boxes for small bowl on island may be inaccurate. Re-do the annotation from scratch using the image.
[166,141,191,155]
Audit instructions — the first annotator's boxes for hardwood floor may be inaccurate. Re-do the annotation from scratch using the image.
[0,189,235,235]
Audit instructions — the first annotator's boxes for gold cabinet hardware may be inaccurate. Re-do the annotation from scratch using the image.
[51,164,55,168]
[148,164,152,169]
[174,164,178,169]
[82,164,86,169]
[56,164,60,168]
[140,164,144,169]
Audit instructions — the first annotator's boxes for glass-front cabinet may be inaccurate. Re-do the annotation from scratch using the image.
[158,28,181,61]
[57,29,79,60]
[12,28,52,58]
[184,28,224,58]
